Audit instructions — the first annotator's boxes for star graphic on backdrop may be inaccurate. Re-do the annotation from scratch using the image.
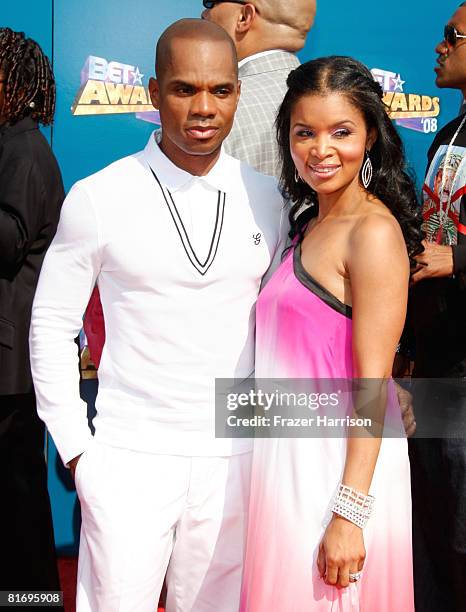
[132,66,144,85]
[392,73,405,92]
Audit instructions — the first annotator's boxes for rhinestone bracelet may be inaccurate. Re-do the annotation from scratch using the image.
[331,483,375,529]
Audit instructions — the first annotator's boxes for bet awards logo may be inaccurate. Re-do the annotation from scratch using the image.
[371,68,440,134]
[71,55,159,124]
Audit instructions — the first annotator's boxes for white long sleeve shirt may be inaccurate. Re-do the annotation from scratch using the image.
[30,133,287,464]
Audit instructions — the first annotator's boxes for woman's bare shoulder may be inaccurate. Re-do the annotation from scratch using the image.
[351,201,404,245]
[347,203,408,272]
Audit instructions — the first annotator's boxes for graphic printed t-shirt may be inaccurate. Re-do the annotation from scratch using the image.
[410,114,466,377]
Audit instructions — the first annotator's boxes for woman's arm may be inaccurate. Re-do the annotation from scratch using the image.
[317,213,409,588]
[345,213,409,488]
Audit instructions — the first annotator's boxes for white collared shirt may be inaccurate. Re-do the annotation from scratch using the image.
[30,133,287,463]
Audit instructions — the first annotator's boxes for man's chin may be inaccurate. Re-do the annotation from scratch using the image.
[180,139,222,156]
[160,133,224,164]
[434,72,450,89]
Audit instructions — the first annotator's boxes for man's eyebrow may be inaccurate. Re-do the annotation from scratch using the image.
[168,80,195,88]
[166,79,235,89]
[211,82,235,90]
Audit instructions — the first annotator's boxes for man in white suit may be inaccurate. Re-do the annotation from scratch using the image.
[30,18,286,612]
[202,0,316,177]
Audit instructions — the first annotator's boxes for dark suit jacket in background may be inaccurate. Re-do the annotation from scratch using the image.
[0,117,64,395]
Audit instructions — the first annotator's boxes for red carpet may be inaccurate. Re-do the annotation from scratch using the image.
[58,558,165,611]
[58,558,77,612]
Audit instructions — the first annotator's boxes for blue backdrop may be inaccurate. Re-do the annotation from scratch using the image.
[2,0,463,552]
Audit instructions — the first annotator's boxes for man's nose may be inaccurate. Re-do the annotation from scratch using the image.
[435,39,448,55]
[190,91,216,117]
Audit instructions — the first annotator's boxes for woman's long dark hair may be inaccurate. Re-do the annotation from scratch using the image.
[276,56,424,262]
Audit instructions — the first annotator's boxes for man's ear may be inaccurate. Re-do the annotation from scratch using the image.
[236,3,256,34]
[236,79,242,109]
[149,77,160,110]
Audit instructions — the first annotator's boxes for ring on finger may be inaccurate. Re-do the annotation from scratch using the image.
[349,571,362,582]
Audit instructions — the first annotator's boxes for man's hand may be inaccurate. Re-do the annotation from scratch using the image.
[395,382,416,438]
[411,240,453,284]
[68,453,83,480]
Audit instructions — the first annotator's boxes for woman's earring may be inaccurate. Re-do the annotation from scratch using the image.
[361,150,373,189]
[294,167,302,183]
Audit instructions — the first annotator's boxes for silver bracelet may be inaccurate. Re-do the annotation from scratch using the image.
[331,483,375,529]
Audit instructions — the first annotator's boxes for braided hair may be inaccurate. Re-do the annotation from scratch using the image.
[0,27,55,126]
[276,56,424,263]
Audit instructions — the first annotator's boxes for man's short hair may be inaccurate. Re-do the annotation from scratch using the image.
[155,18,238,81]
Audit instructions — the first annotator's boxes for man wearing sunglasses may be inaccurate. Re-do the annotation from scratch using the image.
[202,0,315,178]
[408,3,466,611]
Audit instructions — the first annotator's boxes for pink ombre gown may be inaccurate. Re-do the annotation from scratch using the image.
[240,243,414,612]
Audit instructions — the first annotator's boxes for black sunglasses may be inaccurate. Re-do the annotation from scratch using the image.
[444,24,466,47]
[203,0,246,8]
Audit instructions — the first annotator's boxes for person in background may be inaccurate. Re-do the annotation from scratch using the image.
[407,4,466,610]
[202,0,316,177]
[0,28,64,595]
[30,19,286,612]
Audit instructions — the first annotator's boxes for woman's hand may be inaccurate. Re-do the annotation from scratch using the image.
[317,515,366,588]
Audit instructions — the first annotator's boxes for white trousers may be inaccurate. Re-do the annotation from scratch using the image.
[74,440,252,612]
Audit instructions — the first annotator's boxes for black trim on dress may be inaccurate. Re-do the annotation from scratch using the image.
[293,243,353,319]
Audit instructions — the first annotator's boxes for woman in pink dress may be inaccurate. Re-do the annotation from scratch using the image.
[241,57,424,611]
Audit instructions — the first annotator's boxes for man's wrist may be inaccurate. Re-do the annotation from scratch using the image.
[442,245,454,277]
